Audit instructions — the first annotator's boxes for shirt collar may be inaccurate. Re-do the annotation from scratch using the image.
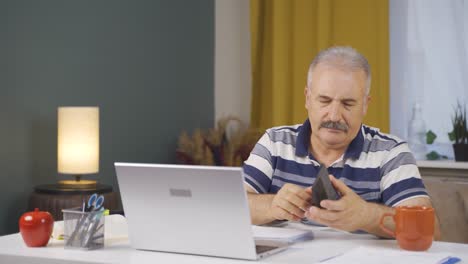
[295,119,312,156]
[344,126,364,160]
[295,119,364,160]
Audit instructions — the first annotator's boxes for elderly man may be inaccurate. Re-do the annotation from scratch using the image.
[243,46,440,239]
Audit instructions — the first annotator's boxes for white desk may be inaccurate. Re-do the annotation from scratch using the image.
[1,223,467,264]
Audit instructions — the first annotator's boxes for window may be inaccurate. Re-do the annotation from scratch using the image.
[390,0,467,159]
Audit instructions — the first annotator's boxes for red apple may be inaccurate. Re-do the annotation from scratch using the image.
[19,208,54,247]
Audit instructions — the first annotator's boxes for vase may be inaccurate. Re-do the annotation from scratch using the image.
[453,144,468,162]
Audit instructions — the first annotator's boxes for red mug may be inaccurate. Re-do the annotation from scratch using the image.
[380,206,434,251]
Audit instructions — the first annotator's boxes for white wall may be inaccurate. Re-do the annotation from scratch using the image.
[214,0,251,126]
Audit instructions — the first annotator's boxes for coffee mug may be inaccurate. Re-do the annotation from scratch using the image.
[379,206,434,251]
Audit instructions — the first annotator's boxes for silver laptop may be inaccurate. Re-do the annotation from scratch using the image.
[114,162,288,260]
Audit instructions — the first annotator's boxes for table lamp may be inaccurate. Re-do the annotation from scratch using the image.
[57,106,99,189]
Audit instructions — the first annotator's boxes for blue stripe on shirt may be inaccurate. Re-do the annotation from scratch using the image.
[243,164,271,193]
[274,157,318,178]
[362,126,399,144]
[382,177,428,206]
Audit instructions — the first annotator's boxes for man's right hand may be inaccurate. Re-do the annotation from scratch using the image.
[269,183,312,221]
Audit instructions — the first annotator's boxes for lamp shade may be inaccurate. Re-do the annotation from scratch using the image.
[58,107,99,174]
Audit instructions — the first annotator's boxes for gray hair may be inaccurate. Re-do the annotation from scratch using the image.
[307,46,371,95]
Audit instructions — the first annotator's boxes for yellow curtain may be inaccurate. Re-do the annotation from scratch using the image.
[250,0,389,132]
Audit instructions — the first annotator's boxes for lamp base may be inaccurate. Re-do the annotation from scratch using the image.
[35,183,113,195]
[58,179,97,189]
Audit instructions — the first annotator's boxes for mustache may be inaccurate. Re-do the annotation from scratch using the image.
[320,121,349,132]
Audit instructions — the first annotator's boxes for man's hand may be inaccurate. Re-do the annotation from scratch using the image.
[305,175,373,231]
[269,183,312,221]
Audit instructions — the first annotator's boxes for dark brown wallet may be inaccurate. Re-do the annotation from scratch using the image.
[310,164,340,208]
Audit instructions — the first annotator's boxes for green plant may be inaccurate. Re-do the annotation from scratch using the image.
[426,130,437,144]
[448,102,468,144]
[426,151,447,160]
[424,130,448,160]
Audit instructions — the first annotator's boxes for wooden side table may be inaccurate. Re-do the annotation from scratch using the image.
[28,184,122,221]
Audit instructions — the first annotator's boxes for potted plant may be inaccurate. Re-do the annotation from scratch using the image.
[448,102,468,161]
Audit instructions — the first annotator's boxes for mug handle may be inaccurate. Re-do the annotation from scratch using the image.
[379,213,395,237]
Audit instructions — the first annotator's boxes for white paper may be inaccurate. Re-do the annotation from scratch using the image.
[320,246,458,264]
[252,225,313,243]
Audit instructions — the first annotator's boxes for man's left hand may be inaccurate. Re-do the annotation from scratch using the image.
[305,175,373,232]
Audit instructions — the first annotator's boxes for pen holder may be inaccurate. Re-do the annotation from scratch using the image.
[62,207,105,250]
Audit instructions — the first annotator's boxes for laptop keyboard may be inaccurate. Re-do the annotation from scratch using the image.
[255,245,278,254]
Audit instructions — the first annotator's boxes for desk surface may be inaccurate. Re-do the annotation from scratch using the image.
[1,223,467,264]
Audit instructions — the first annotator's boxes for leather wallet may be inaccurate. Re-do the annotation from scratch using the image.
[310,164,340,208]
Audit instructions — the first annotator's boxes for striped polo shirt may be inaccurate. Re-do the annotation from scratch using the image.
[243,119,428,207]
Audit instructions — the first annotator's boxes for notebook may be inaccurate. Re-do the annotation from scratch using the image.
[114,163,288,260]
[252,225,313,243]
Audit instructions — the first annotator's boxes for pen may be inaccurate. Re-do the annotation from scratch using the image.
[66,210,88,247]
[439,257,461,264]
[77,210,98,245]
[81,209,105,247]
[318,253,344,263]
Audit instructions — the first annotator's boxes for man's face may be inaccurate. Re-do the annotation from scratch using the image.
[305,64,370,149]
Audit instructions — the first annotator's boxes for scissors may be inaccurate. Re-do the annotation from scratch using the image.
[85,193,104,212]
